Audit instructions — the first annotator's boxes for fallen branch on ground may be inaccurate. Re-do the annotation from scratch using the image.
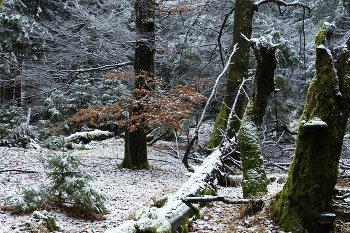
[0,169,37,173]
[182,195,265,205]
[334,193,350,200]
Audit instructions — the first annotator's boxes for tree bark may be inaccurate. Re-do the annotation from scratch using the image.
[273,23,350,232]
[120,0,155,169]
[208,0,257,148]
[239,35,279,198]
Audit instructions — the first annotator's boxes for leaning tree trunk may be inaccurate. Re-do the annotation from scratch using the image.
[273,22,350,232]
[120,0,155,169]
[208,0,258,148]
[239,35,279,198]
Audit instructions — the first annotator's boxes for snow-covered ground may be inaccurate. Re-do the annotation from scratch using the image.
[3,136,345,232]
[0,138,190,233]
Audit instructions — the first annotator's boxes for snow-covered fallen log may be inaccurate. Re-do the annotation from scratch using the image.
[105,149,223,233]
[66,129,113,144]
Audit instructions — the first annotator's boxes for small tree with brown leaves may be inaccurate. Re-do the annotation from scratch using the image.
[69,70,206,169]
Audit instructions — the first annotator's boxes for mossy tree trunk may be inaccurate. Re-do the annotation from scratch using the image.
[273,22,350,232]
[208,0,258,148]
[239,35,278,198]
[120,0,155,169]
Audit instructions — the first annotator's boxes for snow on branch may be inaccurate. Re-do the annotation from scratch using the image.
[240,33,280,51]
[48,61,134,74]
[255,0,311,12]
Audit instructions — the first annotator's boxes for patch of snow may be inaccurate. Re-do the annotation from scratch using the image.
[304,117,327,127]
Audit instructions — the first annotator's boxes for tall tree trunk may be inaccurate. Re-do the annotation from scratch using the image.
[120,0,155,169]
[208,0,258,148]
[239,35,278,198]
[273,23,350,232]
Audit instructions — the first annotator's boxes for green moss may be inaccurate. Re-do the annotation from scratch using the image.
[202,186,212,196]
[273,22,350,232]
[179,217,192,233]
[46,214,60,232]
[135,212,171,233]
[239,101,268,198]
[192,204,201,220]
[155,197,168,208]
[315,23,334,47]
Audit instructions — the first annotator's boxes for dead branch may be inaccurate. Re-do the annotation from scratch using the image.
[266,163,289,172]
[218,6,235,67]
[147,127,170,146]
[182,195,265,205]
[223,157,243,171]
[48,61,133,74]
[255,0,311,12]
[334,193,350,200]
[183,45,238,165]
[340,164,350,170]
[0,169,37,173]
[223,164,237,174]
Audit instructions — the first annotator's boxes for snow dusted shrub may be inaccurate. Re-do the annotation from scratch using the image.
[4,183,50,213]
[42,151,108,214]
[41,135,73,150]
[4,150,108,214]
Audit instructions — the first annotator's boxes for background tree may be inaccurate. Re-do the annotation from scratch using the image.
[274,23,350,232]
[120,0,156,169]
[208,0,256,148]
[208,0,311,148]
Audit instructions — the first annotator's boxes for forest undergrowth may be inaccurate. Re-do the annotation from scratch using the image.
[0,137,350,232]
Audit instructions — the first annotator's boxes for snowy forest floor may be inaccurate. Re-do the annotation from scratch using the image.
[1,137,350,232]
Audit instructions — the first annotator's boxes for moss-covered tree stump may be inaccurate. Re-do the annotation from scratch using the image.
[239,35,279,198]
[273,22,350,232]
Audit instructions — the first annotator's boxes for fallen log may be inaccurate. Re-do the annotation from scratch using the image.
[105,149,223,233]
[182,195,265,205]
[266,163,289,172]
[66,129,113,144]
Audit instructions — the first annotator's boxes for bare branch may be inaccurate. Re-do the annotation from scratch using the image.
[182,196,265,205]
[218,6,235,67]
[255,0,311,12]
[183,45,238,162]
[48,61,134,74]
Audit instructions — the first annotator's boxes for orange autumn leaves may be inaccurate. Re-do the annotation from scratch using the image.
[68,71,207,134]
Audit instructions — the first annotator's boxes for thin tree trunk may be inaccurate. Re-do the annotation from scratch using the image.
[208,0,257,148]
[273,23,350,232]
[239,34,279,198]
[120,0,155,169]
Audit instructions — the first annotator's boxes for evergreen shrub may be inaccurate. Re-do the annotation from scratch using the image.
[4,146,108,214]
